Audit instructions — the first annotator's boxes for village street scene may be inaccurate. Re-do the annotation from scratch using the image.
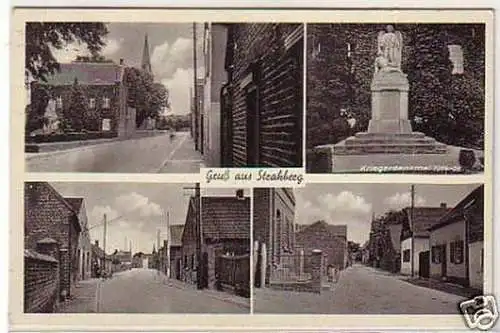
[25,22,304,172]
[24,182,251,313]
[253,184,484,314]
[307,24,485,174]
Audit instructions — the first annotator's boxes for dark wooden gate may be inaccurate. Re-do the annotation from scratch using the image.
[215,254,250,298]
[419,251,430,278]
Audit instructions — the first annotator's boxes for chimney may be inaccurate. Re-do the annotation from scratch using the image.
[119,58,124,65]
[236,189,244,199]
[95,240,99,247]
[440,203,447,208]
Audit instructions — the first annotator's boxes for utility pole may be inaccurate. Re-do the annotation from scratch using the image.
[195,182,203,289]
[410,185,415,278]
[192,23,199,151]
[103,213,107,273]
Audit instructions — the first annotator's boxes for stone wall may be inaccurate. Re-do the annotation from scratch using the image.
[24,249,59,313]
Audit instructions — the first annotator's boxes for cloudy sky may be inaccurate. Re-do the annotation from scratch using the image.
[294,183,481,245]
[51,182,249,255]
[50,23,206,115]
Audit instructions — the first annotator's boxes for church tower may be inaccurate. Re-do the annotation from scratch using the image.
[141,33,152,74]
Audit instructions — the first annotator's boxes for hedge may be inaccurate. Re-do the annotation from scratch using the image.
[25,131,118,144]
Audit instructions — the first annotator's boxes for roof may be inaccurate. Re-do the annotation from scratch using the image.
[296,221,348,238]
[40,62,123,86]
[428,185,484,232]
[170,225,184,247]
[403,207,451,238]
[64,197,84,213]
[201,196,250,240]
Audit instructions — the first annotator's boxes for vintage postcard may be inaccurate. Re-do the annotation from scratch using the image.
[9,7,495,333]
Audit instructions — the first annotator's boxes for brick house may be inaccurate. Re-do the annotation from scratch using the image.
[295,221,348,271]
[169,225,184,280]
[219,23,304,167]
[29,59,136,138]
[253,188,296,287]
[428,185,484,290]
[181,191,250,290]
[65,197,92,281]
[400,205,451,277]
[24,182,81,300]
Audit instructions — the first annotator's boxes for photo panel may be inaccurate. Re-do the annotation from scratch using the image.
[22,181,251,314]
[24,22,305,173]
[253,184,486,315]
[306,23,487,175]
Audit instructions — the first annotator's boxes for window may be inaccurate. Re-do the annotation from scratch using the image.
[89,98,96,109]
[448,45,464,75]
[102,97,110,109]
[403,249,411,262]
[431,246,441,264]
[450,240,464,264]
[56,96,63,109]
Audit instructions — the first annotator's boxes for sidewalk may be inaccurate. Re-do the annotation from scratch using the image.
[159,273,250,309]
[58,278,100,313]
[400,276,482,299]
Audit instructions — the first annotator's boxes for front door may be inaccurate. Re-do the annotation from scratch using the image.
[419,251,430,278]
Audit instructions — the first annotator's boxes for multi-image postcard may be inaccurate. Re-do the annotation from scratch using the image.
[9,7,496,333]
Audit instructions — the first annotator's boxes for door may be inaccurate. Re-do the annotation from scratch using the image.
[176,258,181,280]
[419,251,430,278]
[246,87,260,166]
[440,245,447,278]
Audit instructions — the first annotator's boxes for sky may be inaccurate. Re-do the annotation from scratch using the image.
[293,183,481,245]
[49,23,206,115]
[50,182,249,255]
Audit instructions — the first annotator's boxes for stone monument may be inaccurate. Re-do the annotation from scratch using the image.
[333,25,447,155]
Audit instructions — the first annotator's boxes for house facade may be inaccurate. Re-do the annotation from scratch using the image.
[253,188,296,287]
[400,205,451,277]
[181,191,250,290]
[65,198,92,281]
[169,225,184,280]
[220,23,304,167]
[24,182,82,299]
[30,59,136,138]
[428,185,484,290]
[295,221,348,271]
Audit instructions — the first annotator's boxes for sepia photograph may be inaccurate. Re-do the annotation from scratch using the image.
[253,184,484,314]
[306,24,486,174]
[23,182,251,313]
[24,22,304,173]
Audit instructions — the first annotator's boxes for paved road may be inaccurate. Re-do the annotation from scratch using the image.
[254,264,466,314]
[60,268,250,313]
[25,132,204,173]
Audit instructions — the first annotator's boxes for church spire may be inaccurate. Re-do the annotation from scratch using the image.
[141,33,152,74]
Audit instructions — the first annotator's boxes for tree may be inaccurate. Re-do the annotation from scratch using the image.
[65,79,87,132]
[25,22,109,82]
[25,85,50,134]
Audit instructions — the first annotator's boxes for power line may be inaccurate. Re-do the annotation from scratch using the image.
[87,201,164,230]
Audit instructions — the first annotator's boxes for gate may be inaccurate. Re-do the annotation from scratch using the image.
[215,254,250,298]
[419,251,430,278]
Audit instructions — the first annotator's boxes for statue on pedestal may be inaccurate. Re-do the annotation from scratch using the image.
[375,25,403,73]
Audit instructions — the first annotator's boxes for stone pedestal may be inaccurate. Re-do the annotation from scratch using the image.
[333,70,447,155]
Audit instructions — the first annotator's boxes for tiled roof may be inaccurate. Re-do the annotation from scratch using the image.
[403,207,451,237]
[170,225,184,247]
[40,62,123,86]
[64,197,84,213]
[296,221,347,238]
[201,197,250,240]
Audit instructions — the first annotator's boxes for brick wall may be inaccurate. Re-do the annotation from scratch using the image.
[227,24,303,167]
[24,250,59,313]
[253,188,271,245]
[296,230,347,270]
[24,182,80,298]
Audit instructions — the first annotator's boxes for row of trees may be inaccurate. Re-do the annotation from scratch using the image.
[307,23,485,151]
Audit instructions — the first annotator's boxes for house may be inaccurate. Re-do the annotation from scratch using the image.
[428,185,484,290]
[295,221,348,271]
[400,204,451,277]
[361,240,370,264]
[29,57,136,138]
[24,182,82,299]
[65,197,92,281]
[132,252,144,268]
[220,23,304,167]
[169,225,184,280]
[253,188,296,287]
[181,190,250,290]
